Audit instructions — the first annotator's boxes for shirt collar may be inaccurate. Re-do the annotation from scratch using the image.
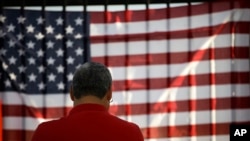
[69,104,107,116]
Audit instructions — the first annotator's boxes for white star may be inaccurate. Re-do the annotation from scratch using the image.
[18,65,26,73]
[67,73,74,81]
[7,23,15,32]
[67,56,75,65]
[37,49,44,57]
[37,16,45,25]
[17,33,24,40]
[57,64,64,73]
[75,47,83,56]
[27,41,35,49]
[56,48,64,57]
[46,40,54,48]
[0,15,6,23]
[26,24,35,33]
[35,32,44,40]
[28,57,36,65]
[38,82,45,90]
[74,33,83,39]
[55,34,64,40]
[8,56,17,65]
[38,65,45,73]
[48,73,56,82]
[0,48,7,56]
[2,62,8,70]
[47,57,55,65]
[65,25,74,34]
[0,29,6,38]
[8,39,15,47]
[28,73,37,82]
[56,17,63,25]
[75,17,83,26]
[5,79,11,87]
[57,81,65,90]
[17,16,26,24]
[10,73,16,80]
[46,25,54,34]
[66,40,73,48]
[19,83,26,90]
[18,49,25,56]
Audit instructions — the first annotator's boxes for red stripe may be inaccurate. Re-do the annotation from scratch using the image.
[2,105,71,118]
[90,22,250,43]
[110,97,250,115]
[92,47,249,67]
[90,2,244,23]
[3,130,34,141]
[3,97,250,118]
[112,72,249,91]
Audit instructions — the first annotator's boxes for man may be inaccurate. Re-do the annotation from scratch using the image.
[32,62,144,141]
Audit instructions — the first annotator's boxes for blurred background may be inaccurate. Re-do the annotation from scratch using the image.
[0,0,250,140]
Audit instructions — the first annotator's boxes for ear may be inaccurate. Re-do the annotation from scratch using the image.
[106,86,112,101]
[70,86,75,101]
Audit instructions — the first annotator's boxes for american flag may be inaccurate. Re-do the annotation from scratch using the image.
[1,0,250,141]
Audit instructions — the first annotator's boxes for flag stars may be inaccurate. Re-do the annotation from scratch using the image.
[10,73,16,80]
[56,17,63,25]
[75,17,83,26]
[37,49,44,57]
[46,25,54,34]
[17,16,26,24]
[57,81,65,90]
[75,47,83,56]
[55,33,64,40]
[26,24,35,33]
[28,57,36,65]
[17,33,24,40]
[18,65,26,73]
[7,23,15,32]
[0,48,7,56]
[28,73,37,82]
[67,73,74,81]
[18,49,25,56]
[67,56,75,65]
[19,83,27,90]
[37,16,45,25]
[27,41,35,49]
[74,33,83,39]
[56,48,64,57]
[9,56,17,65]
[8,39,16,47]
[38,65,46,73]
[48,73,56,82]
[38,82,45,90]
[66,40,73,48]
[35,32,45,40]
[46,40,54,49]
[0,15,6,23]
[4,79,11,87]
[65,25,74,34]
[47,57,55,65]
[57,64,64,73]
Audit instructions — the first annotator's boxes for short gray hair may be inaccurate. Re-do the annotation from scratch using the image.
[72,62,112,99]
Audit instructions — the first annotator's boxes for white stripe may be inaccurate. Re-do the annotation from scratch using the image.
[91,34,249,56]
[0,92,72,107]
[108,59,249,80]
[1,84,249,106]
[4,109,250,130]
[145,135,229,141]
[111,84,250,105]
[118,109,250,128]
[90,9,250,36]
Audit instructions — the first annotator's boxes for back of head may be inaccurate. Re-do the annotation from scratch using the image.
[72,62,112,99]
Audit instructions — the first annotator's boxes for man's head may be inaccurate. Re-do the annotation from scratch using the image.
[70,62,112,108]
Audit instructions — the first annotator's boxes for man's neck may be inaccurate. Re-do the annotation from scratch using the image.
[73,95,109,109]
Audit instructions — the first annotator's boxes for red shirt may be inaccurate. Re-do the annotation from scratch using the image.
[32,104,144,141]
